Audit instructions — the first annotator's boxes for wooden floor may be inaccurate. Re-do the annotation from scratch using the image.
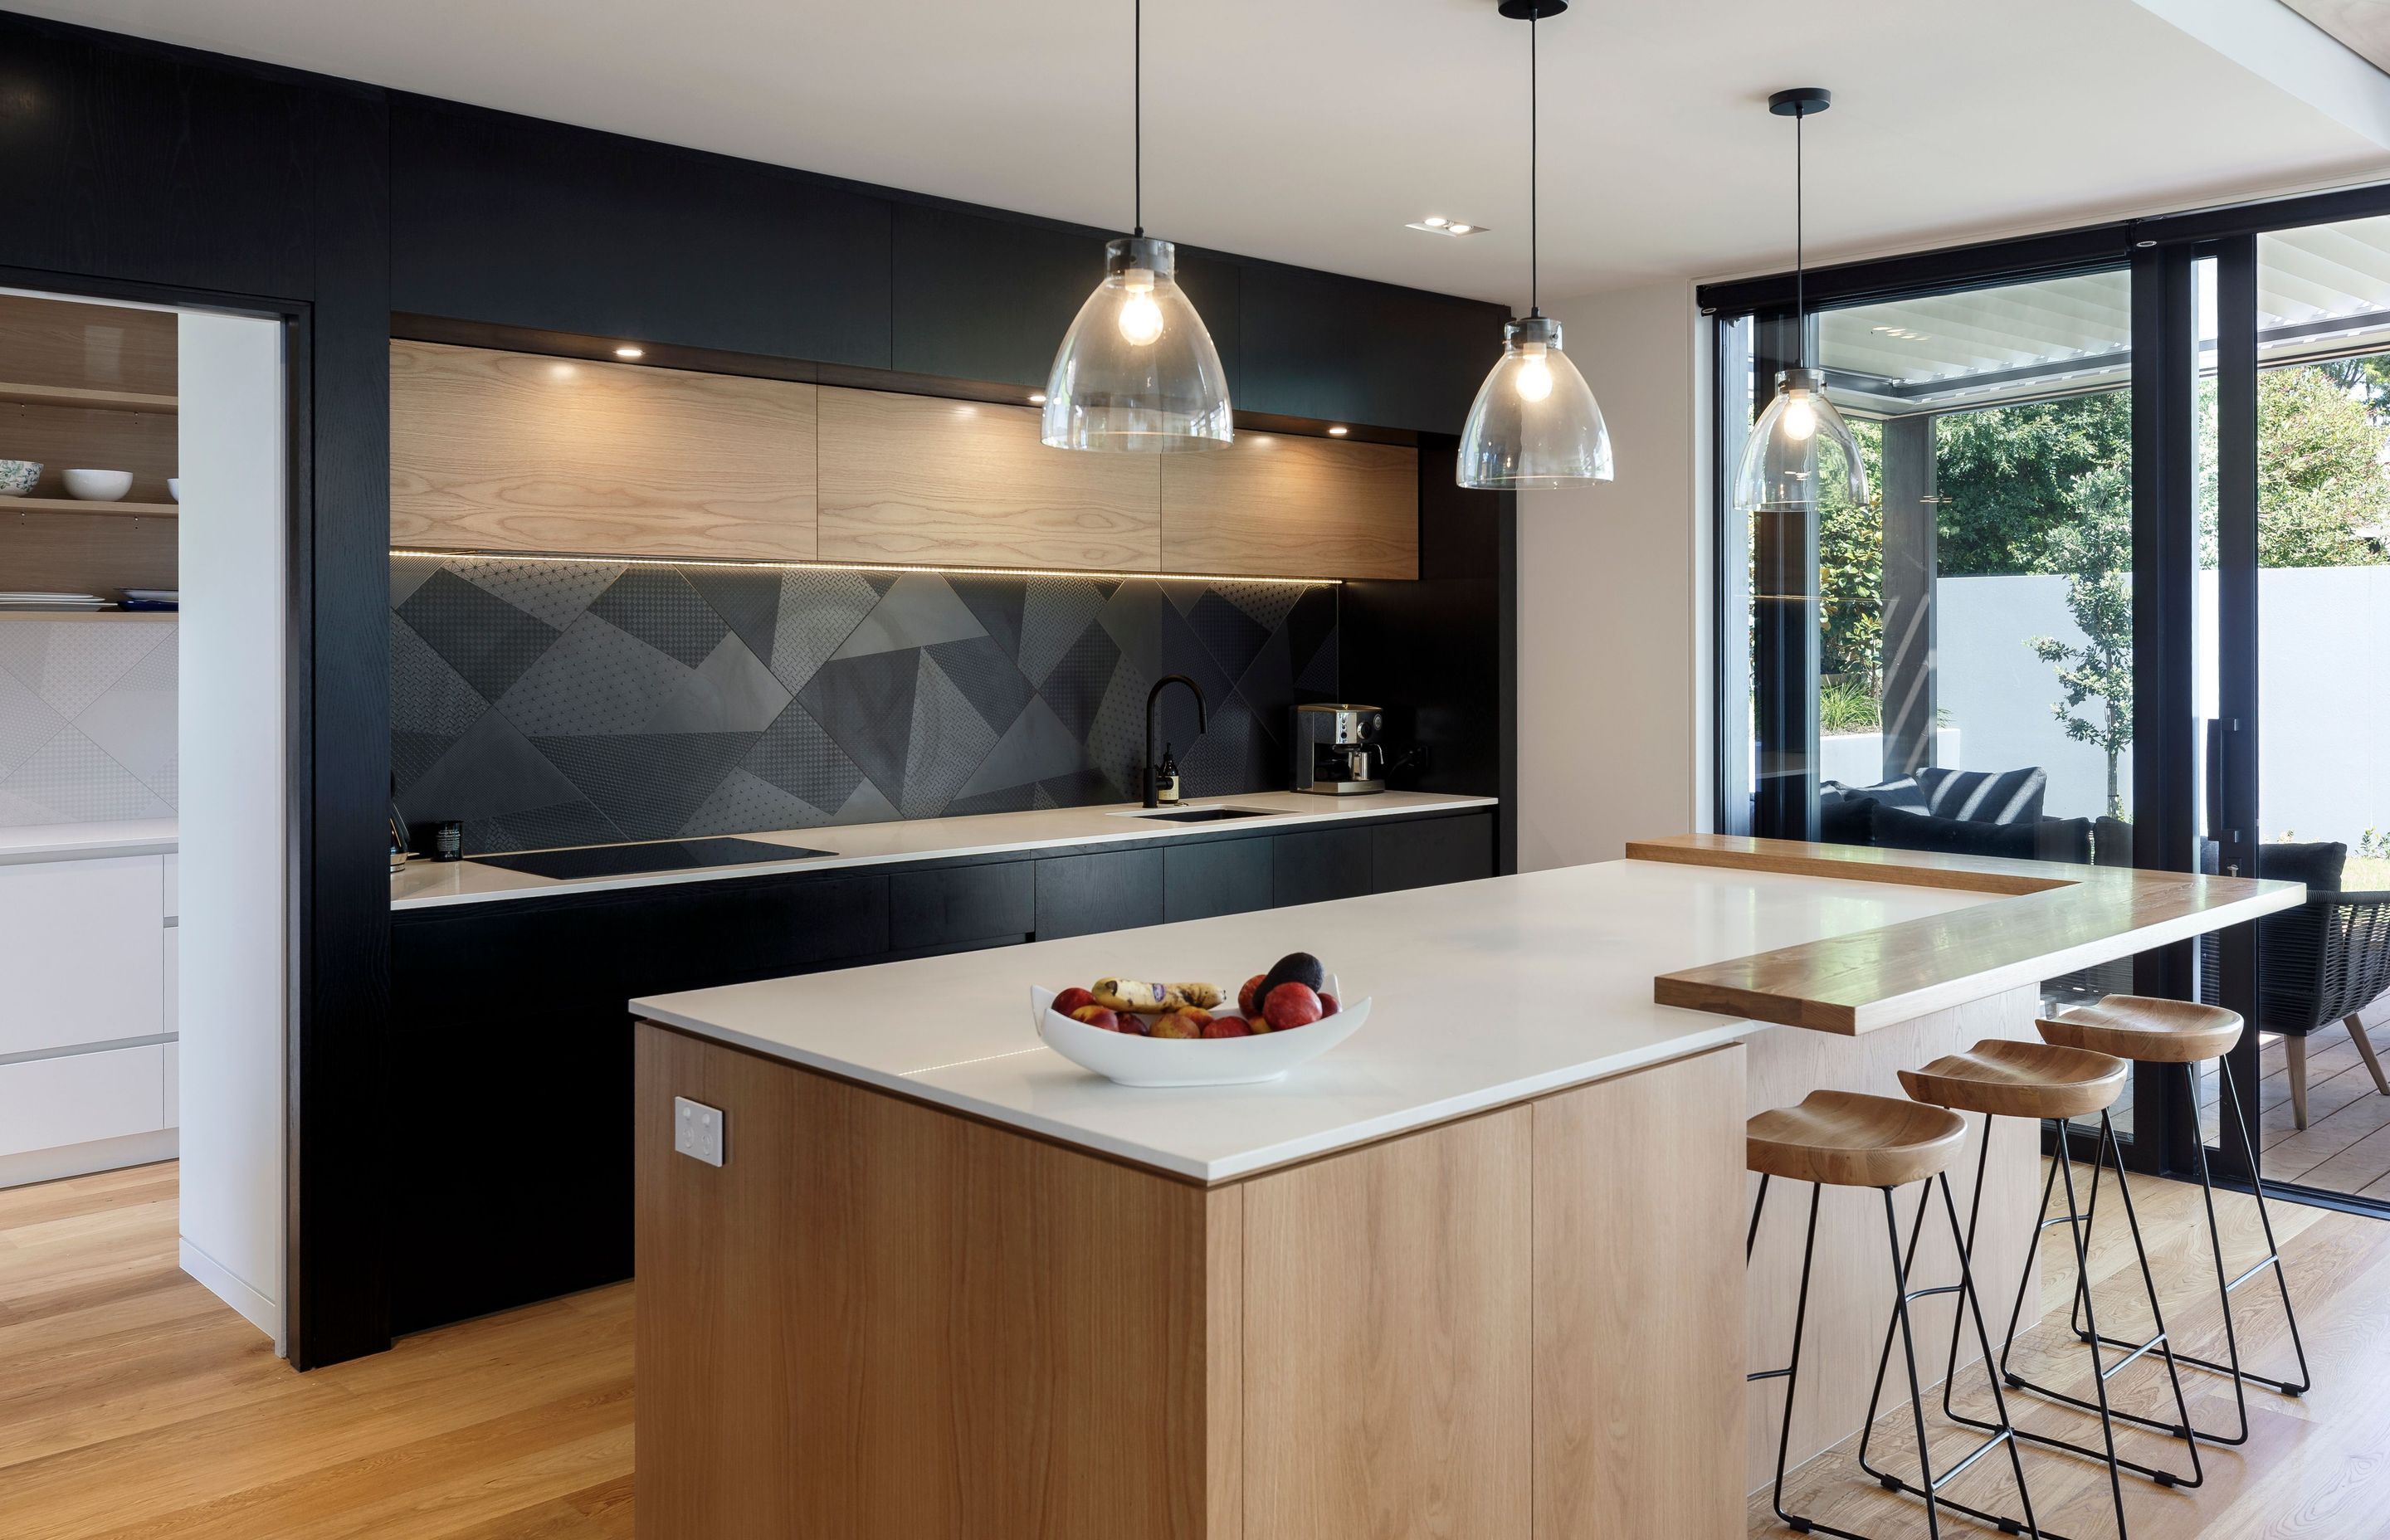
[0,1163,633,1538]
[1,1159,2378,1538]
[1752,1154,2389,1538]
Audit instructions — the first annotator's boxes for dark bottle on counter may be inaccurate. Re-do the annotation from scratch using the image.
[1157,744,1181,805]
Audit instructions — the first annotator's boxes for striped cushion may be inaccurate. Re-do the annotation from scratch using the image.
[1819,776,1929,813]
[1915,765,2046,825]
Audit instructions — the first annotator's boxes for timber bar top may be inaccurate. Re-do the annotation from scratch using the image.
[635,836,2294,1182]
[1629,833,2304,1035]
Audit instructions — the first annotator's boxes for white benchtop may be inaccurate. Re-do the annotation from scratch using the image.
[633,858,1997,1182]
[390,790,1495,910]
[0,819,178,864]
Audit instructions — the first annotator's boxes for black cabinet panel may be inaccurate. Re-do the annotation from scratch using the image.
[1273,826,1373,907]
[0,16,314,298]
[390,95,893,368]
[891,860,1035,950]
[1163,836,1274,924]
[1372,812,1495,894]
[1035,848,1164,939]
[1238,266,1500,432]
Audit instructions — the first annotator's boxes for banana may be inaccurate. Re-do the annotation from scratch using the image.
[1092,978,1227,1013]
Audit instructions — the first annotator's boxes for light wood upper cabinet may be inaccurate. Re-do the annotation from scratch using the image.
[1161,431,1418,579]
[814,386,1161,572]
[388,340,818,561]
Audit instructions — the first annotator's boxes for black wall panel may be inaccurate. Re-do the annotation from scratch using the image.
[389,95,895,368]
[1238,265,1500,431]
[0,18,314,298]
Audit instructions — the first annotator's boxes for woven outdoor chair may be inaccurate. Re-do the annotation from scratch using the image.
[2202,891,2390,1129]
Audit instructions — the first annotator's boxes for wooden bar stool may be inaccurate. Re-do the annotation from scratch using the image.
[1898,1038,2193,1540]
[1748,1090,2042,1540]
[2036,995,2313,1444]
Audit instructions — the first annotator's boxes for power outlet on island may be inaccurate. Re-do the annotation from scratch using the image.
[674,1096,726,1167]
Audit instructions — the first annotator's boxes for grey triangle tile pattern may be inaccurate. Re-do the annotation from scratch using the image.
[0,621,179,827]
[387,555,1334,854]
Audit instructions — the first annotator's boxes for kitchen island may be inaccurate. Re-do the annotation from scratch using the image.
[631,837,2300,1538]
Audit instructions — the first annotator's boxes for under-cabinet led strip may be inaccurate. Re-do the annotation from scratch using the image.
[389,548,1343,587]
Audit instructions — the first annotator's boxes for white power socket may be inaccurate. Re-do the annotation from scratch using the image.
[674,1096,726,1167]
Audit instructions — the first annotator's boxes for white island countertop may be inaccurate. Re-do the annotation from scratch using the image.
[635,857,2001,1182]
[392,789,1494,910]
[0,818,177,865]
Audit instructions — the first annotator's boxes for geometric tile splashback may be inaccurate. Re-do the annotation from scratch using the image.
[390,555,1338,855]
[0,619,178,826]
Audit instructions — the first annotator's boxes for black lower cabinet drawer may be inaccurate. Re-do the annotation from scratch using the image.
[1273,826,1373,907]
[891,860,1035,951]
[1373,811,1495,894]
[1035,847,1165,939]
[1163,836,1275,923]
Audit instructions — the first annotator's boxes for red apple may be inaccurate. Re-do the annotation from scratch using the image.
[1263,982,1324,1031]
[1238,974,1268,1016]
[1115,1011,1153,1036]
[1070,1004,1122,1032]
[1202,1012,1253,1039]
[1317,992,1339,1017]
[1052,986,1097,1018]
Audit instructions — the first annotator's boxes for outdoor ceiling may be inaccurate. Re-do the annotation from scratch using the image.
[13,0,2390,308]
[1817,217,2390,417]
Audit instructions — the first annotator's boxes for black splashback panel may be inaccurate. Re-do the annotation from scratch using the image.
[390,553,1336,852]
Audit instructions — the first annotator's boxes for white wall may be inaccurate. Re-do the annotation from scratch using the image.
[1515,280,1709,870]
[177,309,288,1354]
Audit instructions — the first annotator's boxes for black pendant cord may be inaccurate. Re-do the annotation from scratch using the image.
[1792,103,1804,370]
[1528,11,1540,319]
[1133,0,1144,237]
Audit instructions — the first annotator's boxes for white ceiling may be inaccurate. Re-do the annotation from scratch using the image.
[20,0,2390,305]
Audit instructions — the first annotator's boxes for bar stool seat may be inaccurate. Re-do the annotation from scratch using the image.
[2038,992,2242,1062]
[1748,1089,1968,1188]
[1900,1040,2129,1122]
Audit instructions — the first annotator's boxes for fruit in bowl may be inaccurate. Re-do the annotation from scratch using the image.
[1030,954,1367,1088]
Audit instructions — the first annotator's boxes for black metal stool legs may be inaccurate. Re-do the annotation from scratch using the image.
[2067,1060,2311,1443]
[1751,1173,2039,1538]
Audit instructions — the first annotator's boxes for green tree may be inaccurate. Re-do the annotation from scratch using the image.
[1815,418,1883,687]
[2029,465,2134,817]
[1934,392,2133,576]
[2257,365,2390,567]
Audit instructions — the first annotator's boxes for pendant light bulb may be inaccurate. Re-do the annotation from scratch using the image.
[1780,392,1817,441]
[1514,342,1554,402]
[1458,1,1614,491]
[1041,0,1232,451]
[1116,271,1165,346]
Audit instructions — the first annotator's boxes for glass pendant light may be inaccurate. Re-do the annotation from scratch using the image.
[1042,0,1232,451]
[1458,0,1612,491]
[1734,88,1866,513]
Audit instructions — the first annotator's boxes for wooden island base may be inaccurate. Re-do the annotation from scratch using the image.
[635,1021,1749,1539]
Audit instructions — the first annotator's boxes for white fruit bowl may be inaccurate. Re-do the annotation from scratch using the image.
[1031,976,1368,1088]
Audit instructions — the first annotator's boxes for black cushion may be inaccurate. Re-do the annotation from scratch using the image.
[1822,776,1928,813]
[1870,802,2090,863]
[2257,841,2346,894]
[1915,766,2047,825]
[1820,795,1876,847]
[2093,816,2134,869]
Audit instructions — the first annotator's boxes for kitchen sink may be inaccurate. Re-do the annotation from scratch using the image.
[1115,806,1272,823]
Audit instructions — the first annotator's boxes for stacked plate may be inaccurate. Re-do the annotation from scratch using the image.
[0,592,111,612]
[122,589,178,612]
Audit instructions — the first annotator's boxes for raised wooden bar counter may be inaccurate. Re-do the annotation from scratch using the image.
[630,841,2300,1538]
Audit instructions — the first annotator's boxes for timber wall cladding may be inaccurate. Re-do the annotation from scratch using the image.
[388,340,818,560]
[815,387,1162,571]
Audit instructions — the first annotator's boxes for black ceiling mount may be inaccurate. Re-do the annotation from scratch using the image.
[1499,1,1568,18]
[1769,86,1832,117]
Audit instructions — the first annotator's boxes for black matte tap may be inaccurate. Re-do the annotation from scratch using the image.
[1144,675,1207,807]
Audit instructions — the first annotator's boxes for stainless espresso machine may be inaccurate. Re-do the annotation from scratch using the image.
[1291,703,1386,795]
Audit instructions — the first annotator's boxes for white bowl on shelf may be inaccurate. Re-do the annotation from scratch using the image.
[61,468,133,502]
[1030,975,1368,1088]
[165,477,180,503]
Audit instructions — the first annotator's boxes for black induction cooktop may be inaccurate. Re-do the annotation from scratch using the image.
[471,836,834,881]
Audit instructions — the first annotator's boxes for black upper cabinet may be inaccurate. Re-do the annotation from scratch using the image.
[389,95,894,368]
[0,16,314,298]
[1238,266,1501,433]
[892,203,1241,396]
